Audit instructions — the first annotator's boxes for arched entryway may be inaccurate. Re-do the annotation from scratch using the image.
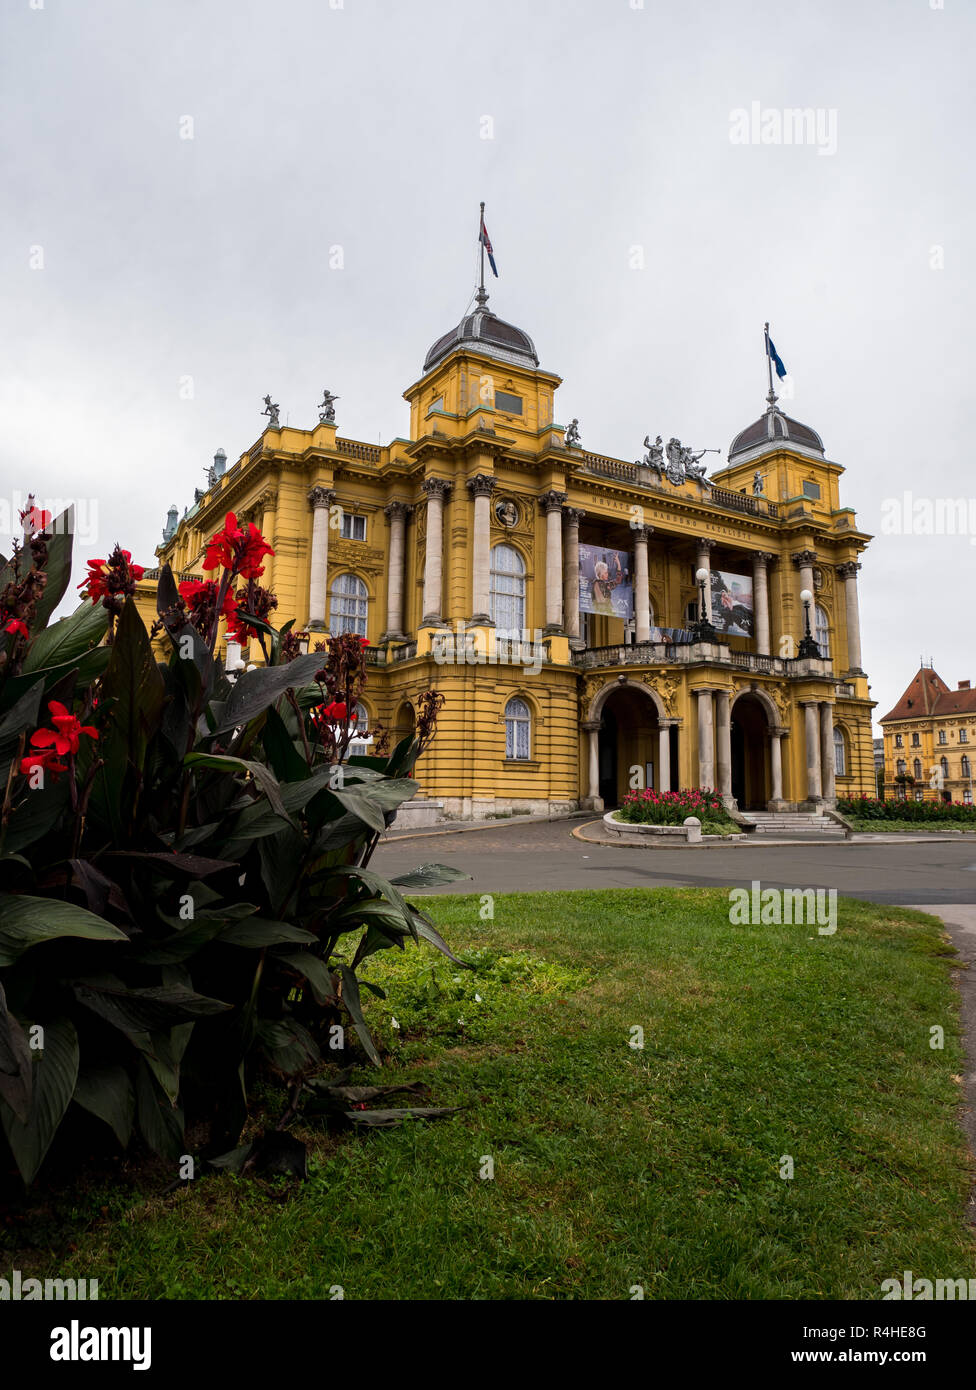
[730,692,771,810]
[589,680,673,808]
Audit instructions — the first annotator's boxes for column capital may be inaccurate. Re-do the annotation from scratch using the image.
[581,719,602,732]
[257,487,279,511]
[308,486,336,510]
[768,726,788,739]
[539,489,568,514]
[714,687,731,705]
[658,717,679,728]
[696,537,717,552]
[384,500,413,521]
[422,477,452,499]
[632,524,654,544]
[836,560,861,578]
[466,473,497,498]
[563,506,586,526]
[798,698,821,709]
[752,550,776,566]
[791,548,818,568]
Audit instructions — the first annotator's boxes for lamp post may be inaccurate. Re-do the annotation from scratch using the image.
[797,588,821,659]
[692,567,717,642]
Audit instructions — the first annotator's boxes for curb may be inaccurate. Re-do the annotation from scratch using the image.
[381,809,591,843]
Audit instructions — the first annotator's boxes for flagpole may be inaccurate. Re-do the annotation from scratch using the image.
[763,321,777,407]
[479,201,486,301]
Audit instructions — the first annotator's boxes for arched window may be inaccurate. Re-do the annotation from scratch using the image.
[330,573,368,637]
[941,755,950,779]
[962,755,971,780]
[833,726,847,778]
[505,697,531,760]
[490,545,525,634]
[814,605,831,659]
[347,702,371,758]
[913,758,922,780]
[896,759,906,776]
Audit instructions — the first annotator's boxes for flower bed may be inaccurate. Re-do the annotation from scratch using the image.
[614,788,741,836]
[837,795,976,825]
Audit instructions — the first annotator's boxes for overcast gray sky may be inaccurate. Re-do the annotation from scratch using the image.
[2,0,972,729]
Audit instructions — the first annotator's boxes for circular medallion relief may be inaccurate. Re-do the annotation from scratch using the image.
[495,498,519,528]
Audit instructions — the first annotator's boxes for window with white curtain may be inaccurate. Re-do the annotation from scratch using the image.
[505,697,531,760]
[330,573,368,636]
[833,726,847,777]
[490,545,525,634]
[814,605,831,659]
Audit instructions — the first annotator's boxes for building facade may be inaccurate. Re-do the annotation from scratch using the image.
[138,287,876,818]
[879,665,976,804]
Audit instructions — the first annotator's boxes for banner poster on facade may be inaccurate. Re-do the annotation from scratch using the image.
[578,545,633,620]
[649,625,696,645]
[710,570,754,637]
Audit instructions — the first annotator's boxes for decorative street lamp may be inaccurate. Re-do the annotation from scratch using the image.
[692,567,717,642]
[797,588,822,659]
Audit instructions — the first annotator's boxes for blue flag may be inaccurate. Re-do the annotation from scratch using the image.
[767,335,787,379]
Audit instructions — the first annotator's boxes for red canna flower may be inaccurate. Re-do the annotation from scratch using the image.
[20,505,53,534]
[203,513,274,580]
[20,750,68,781]
[30,700,98,757]
[4,618,29,639]
[79,558,110,602]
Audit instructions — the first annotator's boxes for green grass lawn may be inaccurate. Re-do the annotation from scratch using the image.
[4,888,974,1300]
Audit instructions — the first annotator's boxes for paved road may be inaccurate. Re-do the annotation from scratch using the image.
[374,818,976,904]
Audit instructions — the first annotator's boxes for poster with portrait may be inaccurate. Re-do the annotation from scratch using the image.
[578,545,633,620]
[710,570,754,637]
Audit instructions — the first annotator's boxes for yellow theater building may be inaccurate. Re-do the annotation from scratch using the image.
[138,277,876,820]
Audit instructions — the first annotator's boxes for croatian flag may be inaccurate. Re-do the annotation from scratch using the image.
[766,334,787,379]
[480,214,498,277]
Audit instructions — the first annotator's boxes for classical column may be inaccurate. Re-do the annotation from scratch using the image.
[582,719,603,810]
[467,474,497,623]
[791,549,817,600]
[696,537,716,624]
[382,501,411,641]
[715,689,732,804]
[820,702,836,804]
[307,486,336,630]
[563,507,584,645]
[836,561,864,673]
[540,490,568,634]
[696,689,715,791]
[752,551,773,656]
[421,478,451,626]
[657,719,672,793]
[769,728,785,807]
[633,525,654,643]
[801,700,823,803]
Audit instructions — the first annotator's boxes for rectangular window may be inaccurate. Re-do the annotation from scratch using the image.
[802,480,821,499]
[895,734,903,747]
[911,733,920,746]
[938,730,947,744]
[494,391,523,416]
[340,513,366,541]
[965,789,973,805]
[960,729,968,743]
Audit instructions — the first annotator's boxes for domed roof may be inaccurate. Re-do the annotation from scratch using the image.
[423,291,539,373]
[729,404,824,460]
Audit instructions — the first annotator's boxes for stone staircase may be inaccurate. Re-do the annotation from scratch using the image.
[736,811,847,838]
